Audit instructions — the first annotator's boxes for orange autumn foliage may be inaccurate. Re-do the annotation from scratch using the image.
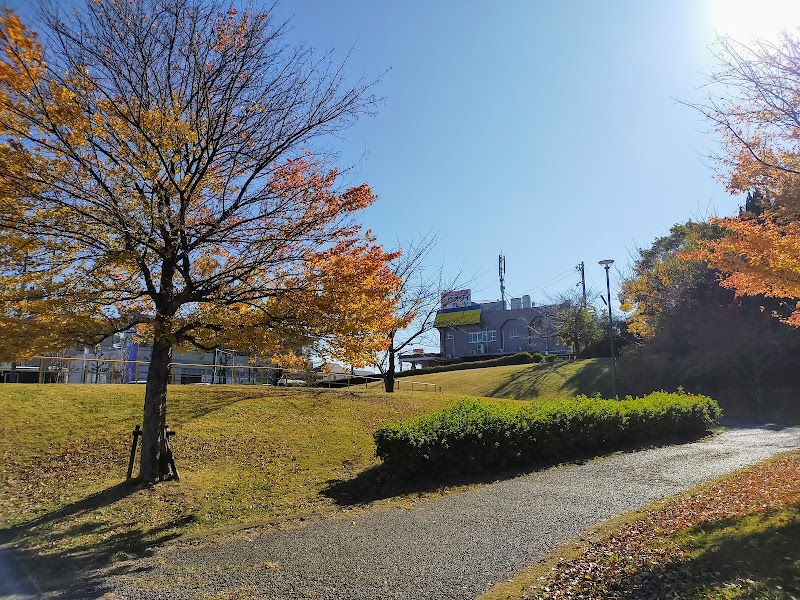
[687,33,800,325]
[0,6,400,366]
[0,1,396,480]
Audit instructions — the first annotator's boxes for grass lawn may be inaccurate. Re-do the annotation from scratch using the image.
[394,358,614,399]
[1,384,524,576]
[481,450,800,600]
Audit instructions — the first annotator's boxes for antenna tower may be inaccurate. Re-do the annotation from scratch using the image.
[499,254,507,310]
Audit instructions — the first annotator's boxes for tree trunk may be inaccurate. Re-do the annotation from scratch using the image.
[384,348,396,392]
[734,355,766,411]
[139,327,172,483]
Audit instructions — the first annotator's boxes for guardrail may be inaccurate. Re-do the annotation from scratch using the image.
[4,356,439,392]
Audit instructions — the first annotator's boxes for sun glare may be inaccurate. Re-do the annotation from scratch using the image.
[710,0,800,41]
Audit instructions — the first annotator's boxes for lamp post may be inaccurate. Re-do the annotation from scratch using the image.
[598,259,617,399]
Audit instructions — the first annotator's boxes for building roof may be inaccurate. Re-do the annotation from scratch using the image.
[433,309,481,327]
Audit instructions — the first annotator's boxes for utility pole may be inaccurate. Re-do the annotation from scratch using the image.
[573,261,587,359]
[499,254,507,310]
[576,261,586,307]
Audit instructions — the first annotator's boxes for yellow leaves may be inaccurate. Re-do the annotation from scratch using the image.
[0,8,399,368]
[192,253,221,278]
[0,11,43,87]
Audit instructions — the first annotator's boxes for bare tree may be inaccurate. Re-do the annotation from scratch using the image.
[375,232,468,392]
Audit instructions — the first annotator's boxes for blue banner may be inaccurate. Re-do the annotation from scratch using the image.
[123,330,139,383]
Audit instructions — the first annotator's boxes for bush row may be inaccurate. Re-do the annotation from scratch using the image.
[373,392,722,472]
[395,352,549,378]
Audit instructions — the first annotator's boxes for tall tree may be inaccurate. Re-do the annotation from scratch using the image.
[0,3,401,482]
[620,221,800,404]
[688,32,800,325]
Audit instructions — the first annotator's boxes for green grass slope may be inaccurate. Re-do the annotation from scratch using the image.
[0,384,525,572]
[402,358,614,399]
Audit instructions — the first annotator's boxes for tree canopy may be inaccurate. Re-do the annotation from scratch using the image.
[0,1,401,481]
[620,221,800,405]
[689,32,800,325]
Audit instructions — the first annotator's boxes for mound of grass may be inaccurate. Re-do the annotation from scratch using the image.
[374,392,721,472]
[0,384,468,568]
[396,358,614,399]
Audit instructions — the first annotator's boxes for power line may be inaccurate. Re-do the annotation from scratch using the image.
[518,271,578,299]
[515,266,576,297]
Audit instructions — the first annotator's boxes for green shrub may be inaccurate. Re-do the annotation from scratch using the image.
[396,352,545,378]
[545,354,558,363]
[531,353,544,363]
[373,392,721,472]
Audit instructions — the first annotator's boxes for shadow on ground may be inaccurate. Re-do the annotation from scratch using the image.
[0,481,194,599]
[616,504,800,599]
[488,359,612,400]
[322,428,711,507]
[170,389,269,424]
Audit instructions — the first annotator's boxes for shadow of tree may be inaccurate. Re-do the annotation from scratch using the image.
[488,359,613,399]
[321,462,537,506]
[619,506,800,598]
[0,481,196,599]
[170,390,269,424]
[321,428,711,507]
[562,358,614,397]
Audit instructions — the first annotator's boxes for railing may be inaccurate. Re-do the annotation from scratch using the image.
[5,356,440,392]
[319,374,439,392]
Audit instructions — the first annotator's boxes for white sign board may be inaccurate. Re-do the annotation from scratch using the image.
[441,289,471,309]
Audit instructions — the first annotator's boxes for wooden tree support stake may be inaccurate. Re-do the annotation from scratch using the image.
[160,427,180,481]
[126,424,141,481]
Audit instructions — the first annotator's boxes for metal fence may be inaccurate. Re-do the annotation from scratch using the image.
[4,356,439,392]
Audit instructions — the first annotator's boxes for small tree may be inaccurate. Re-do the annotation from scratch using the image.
[374,232,463,392]
[0,2,399,482]
[557,302,603,358]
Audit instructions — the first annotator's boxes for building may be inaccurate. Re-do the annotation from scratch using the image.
[433,289,570,360]
[0,332,276,384]
[315,362,377,382]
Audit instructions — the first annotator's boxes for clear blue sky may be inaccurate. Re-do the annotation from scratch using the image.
[263,1,749,310]
[9,1,797,349]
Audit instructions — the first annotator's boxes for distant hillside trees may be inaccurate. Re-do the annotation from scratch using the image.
[620,221,800,405]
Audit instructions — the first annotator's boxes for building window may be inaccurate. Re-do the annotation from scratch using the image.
[468,331,489,343]
[510,328,519,338]
[488,330,497,341]
[446,332,453,339]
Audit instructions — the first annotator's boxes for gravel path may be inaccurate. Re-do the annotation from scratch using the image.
[101,423,800,600]
[8,424,800,600]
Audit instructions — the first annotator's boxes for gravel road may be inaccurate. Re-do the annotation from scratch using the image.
[8,423,800,600]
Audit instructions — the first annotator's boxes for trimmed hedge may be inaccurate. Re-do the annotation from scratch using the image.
[373,392,722,472]
[396,352,544,378]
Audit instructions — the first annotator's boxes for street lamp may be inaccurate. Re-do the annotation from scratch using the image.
[598,259,617,399]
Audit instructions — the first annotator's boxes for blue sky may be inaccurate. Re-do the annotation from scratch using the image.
[8,0,799,349]
[263,1,750,310]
